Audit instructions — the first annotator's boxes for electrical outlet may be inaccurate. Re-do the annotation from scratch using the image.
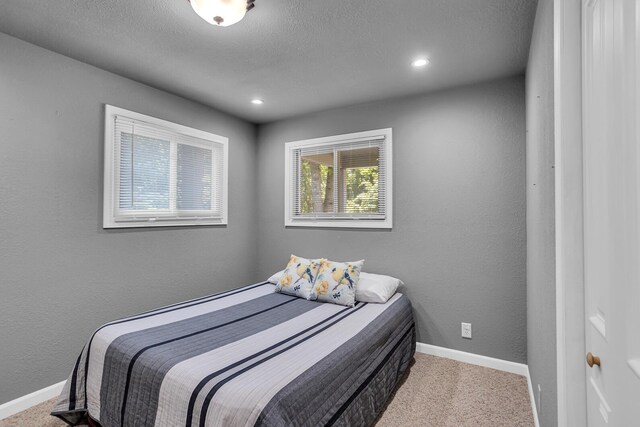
[461,322,472,339]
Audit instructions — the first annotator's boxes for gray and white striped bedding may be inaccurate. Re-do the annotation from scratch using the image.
[52,282,415,426]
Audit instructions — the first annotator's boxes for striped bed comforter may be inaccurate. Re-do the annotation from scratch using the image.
[52,282,416,427]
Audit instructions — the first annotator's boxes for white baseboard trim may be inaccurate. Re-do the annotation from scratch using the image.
[526,367,541,427]
[415,342,529,376]
[415,342,540,426]
[0,380,66,421]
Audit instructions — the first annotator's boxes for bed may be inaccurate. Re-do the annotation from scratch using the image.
[52,281,415,426]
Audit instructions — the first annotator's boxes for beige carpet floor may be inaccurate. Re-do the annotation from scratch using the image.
[0,353,534,427]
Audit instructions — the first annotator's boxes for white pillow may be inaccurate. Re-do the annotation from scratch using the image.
[355,272,403,303]
[267,269,284,284]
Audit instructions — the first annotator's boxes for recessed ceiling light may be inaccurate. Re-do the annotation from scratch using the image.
[251,99,264,105]
[412,58,430,68]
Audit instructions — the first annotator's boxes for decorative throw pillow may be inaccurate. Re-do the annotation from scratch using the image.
[310,259,364,307]
[274,254,322,300]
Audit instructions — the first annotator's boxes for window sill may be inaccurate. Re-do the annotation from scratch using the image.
[284,218,392,229]
[103,218,227,228]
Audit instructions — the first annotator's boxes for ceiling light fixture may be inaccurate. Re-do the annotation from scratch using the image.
[251,99,264,105]
[412,58,430,67]
[188,0,256,27]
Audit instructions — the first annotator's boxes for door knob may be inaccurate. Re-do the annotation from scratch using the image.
[586,352,601,368]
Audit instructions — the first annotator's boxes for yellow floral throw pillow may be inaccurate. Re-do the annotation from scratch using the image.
[310,259,365,307]
[275,254,322,300]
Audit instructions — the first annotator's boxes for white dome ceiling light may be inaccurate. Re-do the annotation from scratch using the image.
[412,58,430,68]
[189,0,256,27]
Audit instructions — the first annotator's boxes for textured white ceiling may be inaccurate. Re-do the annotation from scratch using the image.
[0,0,537,123]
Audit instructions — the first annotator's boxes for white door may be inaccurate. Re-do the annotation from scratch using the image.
[582,0,640,425]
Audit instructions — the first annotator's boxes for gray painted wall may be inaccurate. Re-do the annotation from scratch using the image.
[526,0,557,424]
[255,76,527,363]
[1,32,532,406]
[0,33,258,404]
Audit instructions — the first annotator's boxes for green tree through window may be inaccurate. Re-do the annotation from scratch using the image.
[299,160,378,215]
[345,167,378,213]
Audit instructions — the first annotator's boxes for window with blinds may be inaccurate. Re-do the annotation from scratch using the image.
[103,105,228,228]
[285,128,392,229]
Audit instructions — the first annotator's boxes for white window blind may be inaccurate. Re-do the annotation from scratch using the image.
[104,105,228,228]
[285,129,392,229]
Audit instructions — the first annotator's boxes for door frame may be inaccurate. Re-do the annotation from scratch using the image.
[554,0,587,425]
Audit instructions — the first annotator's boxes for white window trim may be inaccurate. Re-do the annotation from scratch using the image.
[103,104,229,228]
[284,128,393,229]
